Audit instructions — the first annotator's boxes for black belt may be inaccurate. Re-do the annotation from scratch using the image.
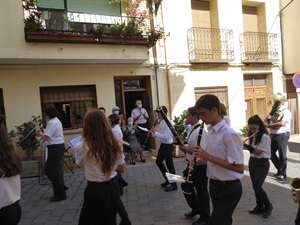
[272,132,289,137]
[210,178,240,185]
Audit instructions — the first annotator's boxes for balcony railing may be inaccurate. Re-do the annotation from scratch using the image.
[240,32,279,63]
[24,9,157,47]
[187,27,234,63]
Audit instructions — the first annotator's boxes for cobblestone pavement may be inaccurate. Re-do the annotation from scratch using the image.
[18,137,299,225]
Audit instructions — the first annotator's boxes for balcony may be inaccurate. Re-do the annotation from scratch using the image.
[24,9,158,48]
[240,32,279,63]
[187,27,234,63]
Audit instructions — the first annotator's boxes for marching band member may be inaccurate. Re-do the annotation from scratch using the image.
[193,94,244,225]
[179,107,210,225]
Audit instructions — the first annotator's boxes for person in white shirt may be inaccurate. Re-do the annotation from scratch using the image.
[35,105,67,202]
[0,115,22,225]
[219,102,231,126]
[75,109,126,225]
[179,107,210,225]
[246,115,273,218]
[151,106,178,192]
[131,100,149,150]
[264,93,292,182]
[194,94,244,225]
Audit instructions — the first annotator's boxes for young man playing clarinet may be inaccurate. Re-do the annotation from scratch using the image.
[193,94,244,225]
[179,107,210,225]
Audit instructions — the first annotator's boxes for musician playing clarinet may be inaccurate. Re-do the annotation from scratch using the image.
[193,94,244,225]
[179,107,210,225]
[150,106,178,192]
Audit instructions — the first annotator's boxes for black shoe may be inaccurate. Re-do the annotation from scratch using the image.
[161,181,169,187]
[64,186,69,191]
[192,219,208,225]
[277,175,285,183]
[248,206,265,214]
[164,184,178,192]
[263,204,273,218]
[50,196,66,202]
[141,159,146,163]
[184,209,198,218]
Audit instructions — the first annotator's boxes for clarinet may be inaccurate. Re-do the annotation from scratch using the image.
[182,122,204,195]
[142,119,158,149]
[156,106,184,146]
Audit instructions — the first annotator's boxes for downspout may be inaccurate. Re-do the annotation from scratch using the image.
[159,3,173,117]
[150,0,160,107]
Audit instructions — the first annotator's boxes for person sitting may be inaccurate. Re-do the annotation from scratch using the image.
[122,118,146,165]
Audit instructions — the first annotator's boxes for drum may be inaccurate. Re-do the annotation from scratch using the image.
[68,135,83,152]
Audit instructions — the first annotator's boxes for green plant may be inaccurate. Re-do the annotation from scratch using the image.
[23,0,43,30]
[109,22,127,36]
[9,115,43,160]
[240,124,249,137]
[173,110,187,138]
[147,26,164,40]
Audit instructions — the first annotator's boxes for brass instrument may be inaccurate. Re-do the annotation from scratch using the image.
[265,93,287,124]
[290,178,300,205]
[155,106,184,146]
[182,122,204,195]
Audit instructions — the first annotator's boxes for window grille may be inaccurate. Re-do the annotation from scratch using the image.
[40,85,97,129]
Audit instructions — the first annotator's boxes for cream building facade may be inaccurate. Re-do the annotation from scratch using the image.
[0,0,297,158]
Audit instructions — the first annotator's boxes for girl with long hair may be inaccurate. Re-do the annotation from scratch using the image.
[0,115,22,225]
[75,109,126,225]
[247,115,273,218]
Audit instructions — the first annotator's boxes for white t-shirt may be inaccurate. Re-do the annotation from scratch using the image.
[0,175,21,209]
[44,117,64,145]
[270,106,292,134]
[112,125,123,141]
[75,142,125,182]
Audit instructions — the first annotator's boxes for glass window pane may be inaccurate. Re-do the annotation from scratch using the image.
[254,78,266,86]
[244,79,252,87]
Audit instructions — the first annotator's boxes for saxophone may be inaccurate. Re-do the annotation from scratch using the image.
[182,122,204,195]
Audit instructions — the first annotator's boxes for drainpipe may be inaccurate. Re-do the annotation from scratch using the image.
[158,2,172,117]
[150,0,160,107]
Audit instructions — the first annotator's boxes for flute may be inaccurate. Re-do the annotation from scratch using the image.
[243,130,259,143]
[18,120,44,146]
[243,130,259,153]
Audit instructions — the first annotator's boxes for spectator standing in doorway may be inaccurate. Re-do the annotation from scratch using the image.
[131,100,149,150]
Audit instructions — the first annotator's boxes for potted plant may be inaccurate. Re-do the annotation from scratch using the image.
[9,115,43,161]
[172,110,188,157]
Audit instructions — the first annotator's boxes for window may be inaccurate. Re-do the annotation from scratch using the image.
[40,85,97,129]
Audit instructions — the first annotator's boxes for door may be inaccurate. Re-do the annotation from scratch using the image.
[244,75,268,121]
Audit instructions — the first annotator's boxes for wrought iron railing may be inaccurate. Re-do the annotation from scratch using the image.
[187,27,234,63]
[239,32,279,63]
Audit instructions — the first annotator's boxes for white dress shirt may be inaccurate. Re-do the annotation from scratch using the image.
[250,133,271,159]
[205,120,244,181]
[0,175,21,209]
[152,118,173,144]
[270,105,292,134]
[131,107,149,124]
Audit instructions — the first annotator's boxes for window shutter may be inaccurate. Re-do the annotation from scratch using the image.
[66,0,121,16]
[37,0,65,10]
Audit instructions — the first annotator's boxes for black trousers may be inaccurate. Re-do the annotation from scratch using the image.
[155,143,176,183]
[0,201,21,225]
[181,164,210,221]
[78,176,120,225]
[208,179,242,225]
[45,143,66,199]
[270,132,290,176]
[249,157,271,208]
